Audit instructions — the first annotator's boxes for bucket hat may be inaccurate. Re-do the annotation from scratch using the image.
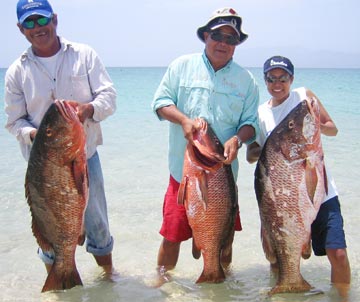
[197,7,248,45]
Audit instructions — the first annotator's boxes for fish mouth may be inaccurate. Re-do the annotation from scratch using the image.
[55,100,79,123]
[191,118,226,168]
[191,144,223,168]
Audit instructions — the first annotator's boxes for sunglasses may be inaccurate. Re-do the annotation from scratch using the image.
[265,74,291,84]
[209,31,240,46]
[21,15,52,29]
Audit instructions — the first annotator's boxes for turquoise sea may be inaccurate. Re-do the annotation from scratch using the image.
[0,66,359,302]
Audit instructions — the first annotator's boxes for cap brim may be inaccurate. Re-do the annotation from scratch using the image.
[19,10,52,24]
[210,23,240,37]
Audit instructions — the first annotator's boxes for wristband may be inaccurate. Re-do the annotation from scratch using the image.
[233,135,243,149]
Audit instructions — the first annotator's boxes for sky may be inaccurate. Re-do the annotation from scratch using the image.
[2,0,360,69]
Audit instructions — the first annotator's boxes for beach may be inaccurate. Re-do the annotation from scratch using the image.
[0,66,359,302]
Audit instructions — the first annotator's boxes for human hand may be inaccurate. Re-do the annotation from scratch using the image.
[30,129,37,142]
[65,100,94,123]
[222,136,239,165]
[181,118,201,145]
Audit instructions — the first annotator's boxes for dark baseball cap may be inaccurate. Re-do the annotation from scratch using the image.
[263,56,294,75]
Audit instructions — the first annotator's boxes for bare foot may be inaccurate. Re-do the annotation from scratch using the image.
[332,282,351,301]
[152,265,172,288]
[100,266,121,282]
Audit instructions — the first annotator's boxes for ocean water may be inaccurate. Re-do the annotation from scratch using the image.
[0,66,359,302]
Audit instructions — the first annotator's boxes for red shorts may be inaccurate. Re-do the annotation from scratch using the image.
[159,175,242,243]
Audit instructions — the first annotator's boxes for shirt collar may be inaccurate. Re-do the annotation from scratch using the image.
[20,36,72,62]
[201,51,233,73]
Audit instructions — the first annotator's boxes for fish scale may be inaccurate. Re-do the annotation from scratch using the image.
[25,100,88,292]
[255,99,326,295]
[178,118,238,283]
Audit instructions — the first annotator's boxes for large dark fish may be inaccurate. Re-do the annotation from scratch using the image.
[25,100,88,292]
[255,98,327,295]
[178,118,238,283]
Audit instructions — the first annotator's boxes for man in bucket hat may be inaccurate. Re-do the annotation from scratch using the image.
[5,0,118,283]
[152,7,259,283]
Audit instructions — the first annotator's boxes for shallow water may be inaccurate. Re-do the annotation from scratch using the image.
[0,67,359,301]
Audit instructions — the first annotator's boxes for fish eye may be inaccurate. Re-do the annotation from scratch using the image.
[288,120,295,129]
[45,128,53,137]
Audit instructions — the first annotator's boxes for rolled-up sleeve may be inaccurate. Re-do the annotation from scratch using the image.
[88,52,117,122]
[4,65,35,146]
[237,75,259,144]
[151,62,179,120]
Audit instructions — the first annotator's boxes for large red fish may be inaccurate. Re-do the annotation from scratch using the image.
[178,118,238,283]
[255,98,327,295]
[25,100,88,292]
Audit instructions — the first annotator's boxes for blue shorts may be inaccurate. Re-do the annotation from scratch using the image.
[311,196,347,256]
[38,151,113,264]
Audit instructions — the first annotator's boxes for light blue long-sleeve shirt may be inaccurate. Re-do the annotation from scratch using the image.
[152,52,259,182]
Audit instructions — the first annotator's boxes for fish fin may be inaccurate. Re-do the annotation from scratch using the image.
[305,159,318,203]
[196,267,225,284]
[78,233,85,246]
[72,157,88,197]
[198,171,208,210]
[221,228,235,271]
[192,238,201,259]
[269,276,312,295]
[30,212,53,252]
[302,238,312,259]
[323,165,328,195]
[261,225,276,264]
[42,262,82,292]
[25,178,31,205]
[177,176,188,205]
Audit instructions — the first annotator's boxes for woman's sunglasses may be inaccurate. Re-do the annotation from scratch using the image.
[21,15,52,29]
[265,74,291,84]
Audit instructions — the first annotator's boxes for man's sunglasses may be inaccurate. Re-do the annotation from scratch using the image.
[21,15,52,29]
[265,74,291,84]
[209,31,240,46]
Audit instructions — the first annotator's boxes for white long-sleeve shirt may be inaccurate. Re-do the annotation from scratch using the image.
[4,36,116,160]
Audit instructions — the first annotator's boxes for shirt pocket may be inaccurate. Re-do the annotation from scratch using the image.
[70,74,92,102]
[213,92,245,127]
[179,80,211,118]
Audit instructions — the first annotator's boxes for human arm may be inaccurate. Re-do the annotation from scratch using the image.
[223,125,256,165]
[157,105,199,145]
[307,89,338,136]
[237,76,260,144]
[246,142,262,164]
[64,46,116,123]
[222,71,260,165]
[4,64,37,146]
[70,45,116,123]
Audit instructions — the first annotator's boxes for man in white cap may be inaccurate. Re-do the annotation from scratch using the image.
[5,0,117,280]
[152,7,259,282]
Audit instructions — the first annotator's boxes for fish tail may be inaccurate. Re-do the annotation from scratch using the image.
[269,277,312,295]
[196,266,225,283]
[41,266,82,292]
[192,238,201,259]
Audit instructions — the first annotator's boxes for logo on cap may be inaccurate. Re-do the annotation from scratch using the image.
[270,59,288,67]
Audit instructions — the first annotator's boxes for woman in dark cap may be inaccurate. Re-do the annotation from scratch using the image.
[247,55,351,296]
